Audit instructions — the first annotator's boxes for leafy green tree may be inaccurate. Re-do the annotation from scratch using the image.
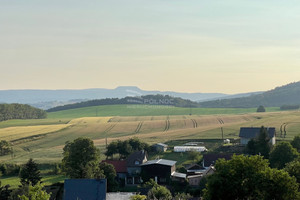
[0,140,12,156]
[174,192,192,200]
[203,155,300,200]
[269,142,299,169]
[62,137,101,178]
[19,158,41,186]
[130,194,147,200]
[18,182,51,200]
[246,126,271,158]
[291,135,300,152]
[147,184,172,200]
[99,162,117,192]
[285,160,300,183]
[256,105,266,112]
[105,141,118,159]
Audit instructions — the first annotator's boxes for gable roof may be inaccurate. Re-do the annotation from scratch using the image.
[102,160,127,173]
[142,159,176,167]
[203,153,233,168]
[239,127,276,139]
[186,164,205,171]
[126,150,147,167]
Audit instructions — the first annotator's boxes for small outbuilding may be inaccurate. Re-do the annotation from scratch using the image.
[153,143,168,152]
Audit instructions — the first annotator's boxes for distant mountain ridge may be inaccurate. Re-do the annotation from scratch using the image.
[0,86,260,109]
[200,81,300,108]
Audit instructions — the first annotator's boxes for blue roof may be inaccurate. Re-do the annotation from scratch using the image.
[239,127,275,139]
[142,159,176,167]
[64,179,106,200]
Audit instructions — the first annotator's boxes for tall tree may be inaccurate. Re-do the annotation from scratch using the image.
[291,135,300,152]
[62,137,101,178]
[203,155,300,200]
[285,160,300,184]
[269,142,299,169]
[246,126,271,158]
[19,158,41,186]
[99,162,117,192]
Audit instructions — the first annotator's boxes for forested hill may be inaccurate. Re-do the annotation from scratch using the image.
[0,104,47,121]
[47,95,199,112]
[199,81,300,108]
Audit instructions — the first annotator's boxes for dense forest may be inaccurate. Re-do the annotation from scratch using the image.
[199,81,300,108]
[0,104,47,121]
[47,95,199,112]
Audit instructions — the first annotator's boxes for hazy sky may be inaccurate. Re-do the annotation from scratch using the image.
[1,0,300,94]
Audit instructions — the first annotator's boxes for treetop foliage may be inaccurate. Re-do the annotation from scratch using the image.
[0,103,46,122]
[47,94,199,112]
[203,155,300,200]
[269,142,299,169]
[19,158,42,186]
[105,137,149,159]
[62,137,100,178]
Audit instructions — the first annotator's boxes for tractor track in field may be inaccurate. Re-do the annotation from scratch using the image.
[164,120,170,132]
[191,119,198,128]
[217,118,225,124]
[134,121,144,133]
[104,123,117,133]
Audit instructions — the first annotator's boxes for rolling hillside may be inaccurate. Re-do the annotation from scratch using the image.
[200,81,300,108]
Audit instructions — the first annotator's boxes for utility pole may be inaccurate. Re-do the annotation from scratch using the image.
[221,127,224,140]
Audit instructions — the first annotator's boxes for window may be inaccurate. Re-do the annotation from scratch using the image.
[135,161,140,165]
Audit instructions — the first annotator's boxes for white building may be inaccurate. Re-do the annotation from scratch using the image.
[174,146,207,152]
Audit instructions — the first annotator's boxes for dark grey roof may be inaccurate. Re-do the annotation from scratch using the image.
[142,159,176,167]
[126,150,147,167]
[239,127,275,139]
[203,153,233,168]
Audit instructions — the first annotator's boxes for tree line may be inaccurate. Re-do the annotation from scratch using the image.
[47,95,199,112]
[0,104,46,122]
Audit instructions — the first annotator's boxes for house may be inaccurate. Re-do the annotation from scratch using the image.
[174,146,207,152]
[102,160,127,179]
[239,127,276,145]
[64,179,106,200]
[185,163,206,175]
[187,165,216,187]
[202,153,233,168]
[141,159,176,184]
[126,150,148,185]
[153,143,168,152]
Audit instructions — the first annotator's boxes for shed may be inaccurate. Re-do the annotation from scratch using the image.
[153,143,168,152]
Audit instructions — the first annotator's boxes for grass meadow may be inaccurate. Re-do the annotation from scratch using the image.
[0,105,299,165]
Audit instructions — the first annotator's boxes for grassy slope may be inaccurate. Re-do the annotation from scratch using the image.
[47,104,280,119]
[0,105,299,164]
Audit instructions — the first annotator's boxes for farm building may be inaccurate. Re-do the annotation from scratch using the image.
[141,159,176,184]
[239,127,276,145]
[174,146,207,152]
[153,143,168,152]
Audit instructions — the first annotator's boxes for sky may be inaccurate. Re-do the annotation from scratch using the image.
[1,0,300,94]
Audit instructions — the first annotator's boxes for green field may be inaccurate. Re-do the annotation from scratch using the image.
[0,105,299,165]
[47,104,280,119]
